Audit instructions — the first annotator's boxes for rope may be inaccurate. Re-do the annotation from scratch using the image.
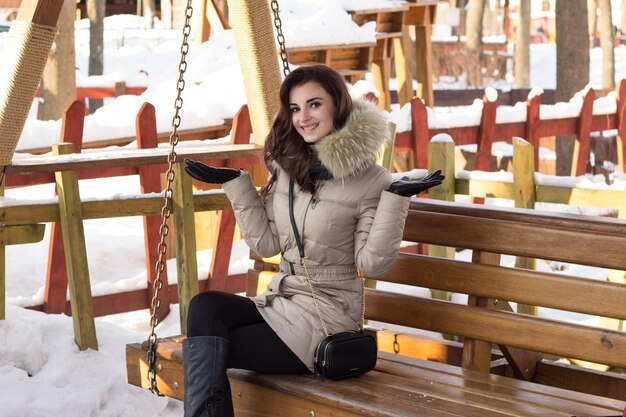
[0,21,57,166]
[228,0,282,142]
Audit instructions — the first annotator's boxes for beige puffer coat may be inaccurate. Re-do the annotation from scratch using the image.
[222,100,410,372]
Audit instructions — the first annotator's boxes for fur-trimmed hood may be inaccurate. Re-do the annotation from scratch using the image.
[314,99,389,180]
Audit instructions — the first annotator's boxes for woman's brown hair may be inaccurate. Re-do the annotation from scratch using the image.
[259,64,352,201]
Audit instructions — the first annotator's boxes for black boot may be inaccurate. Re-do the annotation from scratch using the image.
[183,336,234,417]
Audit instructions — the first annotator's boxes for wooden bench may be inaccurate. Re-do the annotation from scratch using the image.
[127,199,626,416]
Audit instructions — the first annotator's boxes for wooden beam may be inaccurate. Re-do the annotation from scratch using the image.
[53,143,97,351]
[172,162,199,334]
[15,0,65,25]
[137,102,171,321]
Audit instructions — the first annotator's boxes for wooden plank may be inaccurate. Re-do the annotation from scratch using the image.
[384,253,626,321]
[45,100,85,314]
[393,26,414,106]
[413,5,434,106]
[462,251,500,373]
[512,137,537,315]
[0,224,45,245]
[454,178,515,199]
[16,0,64,25]
[475,94,498,171]
[378,353,624,415]
[172,162,199,334]
[403,209,626,271]
[136,102,170,321]
[366,290,626,368]
[572,89,595,177]
[0,192,232,225]
[6,145,263,174]
[534,359,626,401]
[410,97,430,168]
[52,143,97,351]
[525,95,541,167]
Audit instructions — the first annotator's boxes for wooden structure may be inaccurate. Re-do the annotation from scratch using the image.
[127,190,626,415]
[346,0,438,110]
[286,43,376,85]
[397,81,626,173]
[2,101,262,333]
[349,4,411,110]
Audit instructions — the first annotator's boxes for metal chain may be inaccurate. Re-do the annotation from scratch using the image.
[270,0,290,77]
[145,0,194,396]
[302,259,366,337]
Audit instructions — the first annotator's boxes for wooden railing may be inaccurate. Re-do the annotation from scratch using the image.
[2,100,262,343]
[397,80,626,175]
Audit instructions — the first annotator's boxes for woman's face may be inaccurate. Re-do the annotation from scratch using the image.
[289,81,336,144]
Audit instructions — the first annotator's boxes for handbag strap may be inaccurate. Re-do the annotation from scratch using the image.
[288,179,366,336]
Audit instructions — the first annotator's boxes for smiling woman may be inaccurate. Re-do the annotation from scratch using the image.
[181,63,443,416]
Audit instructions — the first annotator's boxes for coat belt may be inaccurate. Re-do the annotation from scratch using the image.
[280,258,357,281]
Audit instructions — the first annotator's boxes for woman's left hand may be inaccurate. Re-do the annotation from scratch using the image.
[386,170,445,196]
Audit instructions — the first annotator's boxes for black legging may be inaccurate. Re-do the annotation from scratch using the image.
[186,291,309,374]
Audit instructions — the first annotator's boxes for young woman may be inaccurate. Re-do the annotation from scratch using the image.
[183,64,443,417]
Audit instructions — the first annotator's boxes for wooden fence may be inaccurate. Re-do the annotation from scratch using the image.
[397,80,626,176]
[2,100,261,334]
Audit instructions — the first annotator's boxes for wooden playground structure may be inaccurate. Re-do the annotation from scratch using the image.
[3,0,626,416]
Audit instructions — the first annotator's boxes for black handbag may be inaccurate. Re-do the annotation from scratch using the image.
[288,180,377,380]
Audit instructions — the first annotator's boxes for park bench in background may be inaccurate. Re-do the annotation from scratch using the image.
[127,196,626,416]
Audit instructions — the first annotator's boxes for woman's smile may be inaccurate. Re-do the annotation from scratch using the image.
[289,81,336,143]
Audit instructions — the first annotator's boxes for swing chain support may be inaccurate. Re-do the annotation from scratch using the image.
[270,0,290,77]
[145,0,194,397]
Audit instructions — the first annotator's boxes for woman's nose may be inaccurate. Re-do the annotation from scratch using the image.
[300,108,311,121]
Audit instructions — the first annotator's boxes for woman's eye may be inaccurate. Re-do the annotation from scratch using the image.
[290,107,299,113]
[310,102,321,109]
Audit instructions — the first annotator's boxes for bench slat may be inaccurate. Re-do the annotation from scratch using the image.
[404,210,626,271]
[410,199,626,236]
[366,290,626,368]
[384,253,626,320]
[378,352,624,414]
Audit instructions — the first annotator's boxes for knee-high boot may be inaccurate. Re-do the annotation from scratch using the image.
[183,336,234,417]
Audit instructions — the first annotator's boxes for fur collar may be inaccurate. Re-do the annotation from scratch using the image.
[314,99,389,180]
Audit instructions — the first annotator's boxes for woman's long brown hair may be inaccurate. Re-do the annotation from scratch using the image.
[259,64,353,201]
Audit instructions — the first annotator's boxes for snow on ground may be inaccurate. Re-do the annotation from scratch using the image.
[3,3,626,416]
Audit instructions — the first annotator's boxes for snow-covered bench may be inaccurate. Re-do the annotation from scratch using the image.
[127,199,626,416]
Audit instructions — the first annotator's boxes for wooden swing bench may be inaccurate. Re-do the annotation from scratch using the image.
[127,199,626,416]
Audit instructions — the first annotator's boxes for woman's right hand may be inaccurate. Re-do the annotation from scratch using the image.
[184,159,241,184]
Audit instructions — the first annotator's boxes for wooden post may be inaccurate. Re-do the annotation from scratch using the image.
[206,105,251,292]
[412,6,435,107]
[53,143,98,351]
[410,97,430,169]
[172,162,199,334]
[475,93,498,171]
[45,100,85,314]
[371,39,392,111]
[428,135,455,303]
[615,80,626,174]
[394,25,415,107]
[513,137,537,316]
[136,102,170,321]
[525,95,541,168]
[0,0,65,167]
[462,250,501,373]
[571,88,595,177]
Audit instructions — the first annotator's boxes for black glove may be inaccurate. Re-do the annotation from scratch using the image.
[386,169,445,197]
[184,159,241,184]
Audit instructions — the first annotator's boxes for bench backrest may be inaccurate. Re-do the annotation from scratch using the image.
[367,199,626,371]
